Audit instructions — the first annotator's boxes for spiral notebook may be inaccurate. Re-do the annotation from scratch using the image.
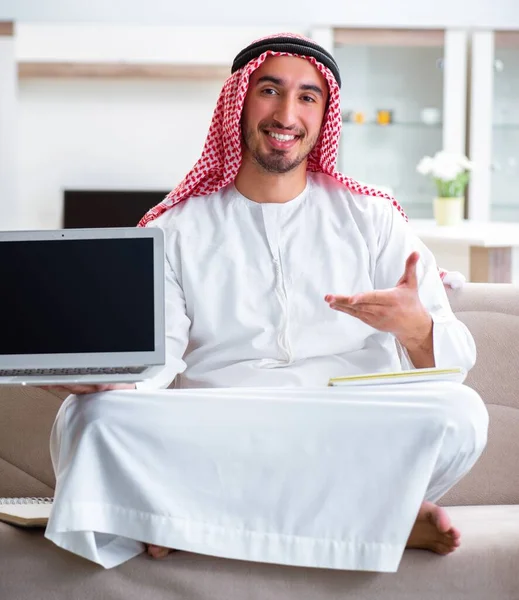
[0,497,53,528]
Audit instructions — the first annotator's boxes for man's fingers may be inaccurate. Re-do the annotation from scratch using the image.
[330,305,363,317]
[330,304,376,315]
[330,305,384,328]
[40,384,107,395]
[402,251,420,288]
[327,291,396,307]
[60,385,93,395]
[41,383,135,396]
[39,385,71,395]
[329,303,380,320]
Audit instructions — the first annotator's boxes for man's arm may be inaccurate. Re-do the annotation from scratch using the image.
[325,202,476,372]
[375,205,476,372]
[400,327,434,369]
[394,299,435,368]
[135,252,191,390]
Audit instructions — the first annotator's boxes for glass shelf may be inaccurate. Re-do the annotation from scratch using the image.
[333,38,448,223]
[491,205,519,222]
[489,39,519,220]
[342,121,442,129]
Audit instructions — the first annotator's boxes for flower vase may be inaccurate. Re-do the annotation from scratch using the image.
[433,196,464,226]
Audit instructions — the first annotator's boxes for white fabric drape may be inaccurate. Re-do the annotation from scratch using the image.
[45,382,488,570]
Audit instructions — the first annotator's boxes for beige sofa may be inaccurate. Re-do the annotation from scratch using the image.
[1,282,519,600]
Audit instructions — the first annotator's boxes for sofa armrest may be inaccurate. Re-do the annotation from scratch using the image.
[447,282,519,316]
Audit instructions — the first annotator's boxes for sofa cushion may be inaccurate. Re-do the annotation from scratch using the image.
[0,387,61,496]
[0,456,54,498]
[448,284,519,413]
[0,505,518,600]
[440,284,519,505]
[440,404,519,506]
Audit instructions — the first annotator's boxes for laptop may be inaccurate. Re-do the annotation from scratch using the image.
[0,227,166,385]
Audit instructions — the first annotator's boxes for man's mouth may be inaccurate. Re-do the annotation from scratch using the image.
[263,130,301,150]
[268,132,297,142]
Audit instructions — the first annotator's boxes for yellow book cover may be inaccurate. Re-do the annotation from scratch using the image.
[328,367,466,387]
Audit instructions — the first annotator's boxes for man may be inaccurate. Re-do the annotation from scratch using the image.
[44,34,488,571]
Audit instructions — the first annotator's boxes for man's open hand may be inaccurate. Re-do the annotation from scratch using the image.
[324,251,432,350]
[39,383,136,396]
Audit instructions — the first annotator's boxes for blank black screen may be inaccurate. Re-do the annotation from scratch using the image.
[0,238,155,355]
[63,190,168,228]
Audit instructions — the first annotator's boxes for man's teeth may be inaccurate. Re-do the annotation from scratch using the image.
[268,132,296,141]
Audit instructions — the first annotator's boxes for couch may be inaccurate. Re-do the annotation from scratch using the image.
[1,282,519,600]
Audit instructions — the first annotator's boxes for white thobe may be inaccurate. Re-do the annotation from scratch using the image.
[136,172,476,390]
[45,173,488,570]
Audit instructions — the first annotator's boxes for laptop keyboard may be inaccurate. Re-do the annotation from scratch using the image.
[0,367,146,376]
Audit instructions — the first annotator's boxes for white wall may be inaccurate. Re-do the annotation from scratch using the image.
[3,0,519,29]
[15,25,308,230]
[18,77,223,229]
[0,35,18,230]
[15,25,306,64]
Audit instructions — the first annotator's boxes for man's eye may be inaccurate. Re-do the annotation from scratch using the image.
[262,88,278,95]
[302,95,316,103]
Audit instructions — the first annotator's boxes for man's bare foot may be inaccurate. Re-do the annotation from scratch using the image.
[406,501,461,555]
[146,544,176,559]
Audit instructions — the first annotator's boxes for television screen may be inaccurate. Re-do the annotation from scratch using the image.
[63,190,169,228]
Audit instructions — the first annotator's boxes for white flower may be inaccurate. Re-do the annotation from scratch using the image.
[433,150,457,162]
[417,150,472,182]
[416,156,434,175]
[431,162,463,181]
[434,151,472,171]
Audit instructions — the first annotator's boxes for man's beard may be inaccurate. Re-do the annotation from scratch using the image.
[242,126,319,174]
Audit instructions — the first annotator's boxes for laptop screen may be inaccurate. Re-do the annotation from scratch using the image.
[0,238,155,355]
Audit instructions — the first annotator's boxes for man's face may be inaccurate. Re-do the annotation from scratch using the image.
[241,56,329,174]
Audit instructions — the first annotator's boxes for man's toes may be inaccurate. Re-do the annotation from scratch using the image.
[147,545,170,559]
[443,527,461,546]
[449,526,462,542]
[429,504,452,534]
[434,541,457,555]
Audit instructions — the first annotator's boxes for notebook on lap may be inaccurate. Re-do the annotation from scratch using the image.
[0,227,165,385]
[0,497,53,528]
[328,367,466,387]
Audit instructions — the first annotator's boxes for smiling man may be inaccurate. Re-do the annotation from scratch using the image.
[45,34,488,572]
[239,57,327,177]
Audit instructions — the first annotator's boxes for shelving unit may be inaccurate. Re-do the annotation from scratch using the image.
[333,27,467,219]
[469,30,519,222]
[342,122,442,128]
[18,62,230,80]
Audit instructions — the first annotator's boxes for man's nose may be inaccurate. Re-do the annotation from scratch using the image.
[272,95,298,129]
